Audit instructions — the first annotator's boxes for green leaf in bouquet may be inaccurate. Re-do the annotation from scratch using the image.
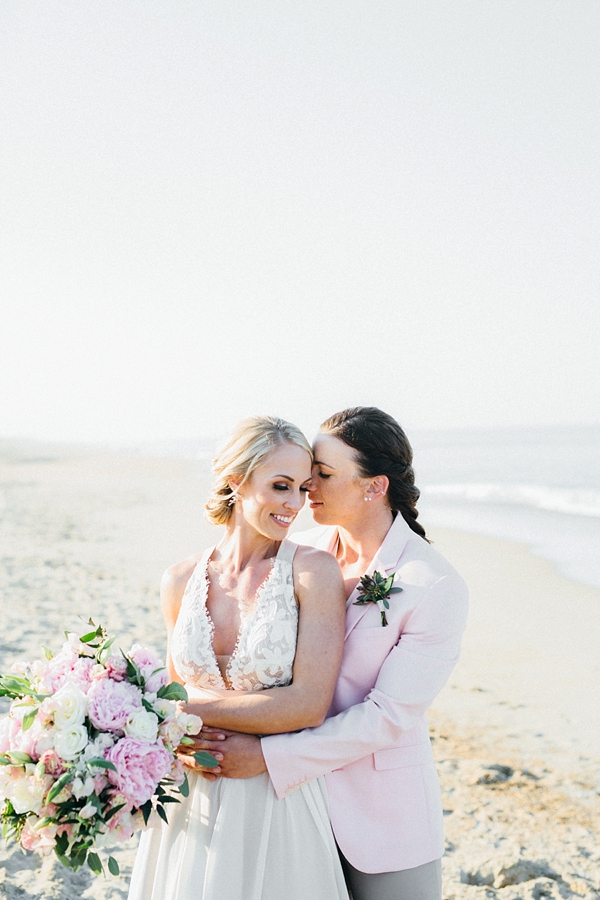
[55,830,69,856]
[157,682,188,702]
[69,843,90,871]
[0,676,29,697]
[56,853,72,869]
[193,751,219,768]
[108,856,120,876]
[156,804,169,824]
[97,635,116,661]
[142,698,159,716]
[121,651,144,686]
[86,757,117,773]
[160,795,179,804]
[47,770,75,803]
[87,851,103,875]
[179,735,195,746]
[139,800,152,826]
[179,774,190,798]
[79,629,101,644]
[21,707,39,732]
[7,751,34,765]
[103,803,126,823]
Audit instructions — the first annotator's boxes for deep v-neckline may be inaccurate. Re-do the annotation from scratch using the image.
[201,545,280,689]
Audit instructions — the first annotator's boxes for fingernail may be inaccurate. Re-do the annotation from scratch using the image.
[215,753,223,760]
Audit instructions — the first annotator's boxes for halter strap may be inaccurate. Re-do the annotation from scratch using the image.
[276,538,298,565]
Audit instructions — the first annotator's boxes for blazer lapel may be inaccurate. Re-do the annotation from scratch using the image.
[344,515,412,638]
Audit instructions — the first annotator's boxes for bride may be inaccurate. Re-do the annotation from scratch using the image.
[127,416,349,900]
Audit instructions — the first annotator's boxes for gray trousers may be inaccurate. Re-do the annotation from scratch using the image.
[340,854,442,900]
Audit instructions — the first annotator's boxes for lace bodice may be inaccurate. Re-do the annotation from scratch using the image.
[171,540,299,692]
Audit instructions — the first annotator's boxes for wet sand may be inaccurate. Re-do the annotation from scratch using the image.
[0,442,598,899]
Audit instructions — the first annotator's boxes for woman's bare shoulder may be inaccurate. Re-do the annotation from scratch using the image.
[160,551,204,620]
[293,543,338,571]
[292,545,343,592]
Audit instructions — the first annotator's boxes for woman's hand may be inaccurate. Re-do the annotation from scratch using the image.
[177,727,267,780]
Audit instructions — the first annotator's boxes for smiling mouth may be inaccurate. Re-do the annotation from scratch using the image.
[309,501,323,508]
[271,514,294,526]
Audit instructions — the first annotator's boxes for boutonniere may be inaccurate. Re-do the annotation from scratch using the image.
[353,571,403,626]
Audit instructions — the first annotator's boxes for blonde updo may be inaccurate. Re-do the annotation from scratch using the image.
[204,416,312,526]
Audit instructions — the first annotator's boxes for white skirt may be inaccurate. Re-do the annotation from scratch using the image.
[127,769,348,900]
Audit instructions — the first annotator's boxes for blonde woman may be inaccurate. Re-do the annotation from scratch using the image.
[127,417,349,900]
[190,408,469,900]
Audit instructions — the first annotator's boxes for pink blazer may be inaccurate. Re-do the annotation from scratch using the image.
[261,515,468,873]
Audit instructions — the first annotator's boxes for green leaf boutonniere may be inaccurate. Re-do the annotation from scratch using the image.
[353,571,402,626]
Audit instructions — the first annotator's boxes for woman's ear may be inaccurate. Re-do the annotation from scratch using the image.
[228,475,243,495]
[364,475,389,502]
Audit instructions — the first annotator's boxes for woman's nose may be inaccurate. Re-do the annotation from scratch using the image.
[285,489,305,511]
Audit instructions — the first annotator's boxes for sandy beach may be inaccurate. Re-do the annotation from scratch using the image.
[0,442,598,900]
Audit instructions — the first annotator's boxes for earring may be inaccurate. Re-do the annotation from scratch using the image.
[228,494,237,506]
[364,496,372,502]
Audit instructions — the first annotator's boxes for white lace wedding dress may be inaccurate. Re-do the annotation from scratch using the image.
[127,539,348,900]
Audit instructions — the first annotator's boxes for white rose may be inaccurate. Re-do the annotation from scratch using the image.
[159,717,185,746]
[153,698,176,719]
[54,725,89,761]
[124,709,159,743]
[51,683,87,729]
[8,774,48,815]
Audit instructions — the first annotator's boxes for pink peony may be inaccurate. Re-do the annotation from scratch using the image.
[68,657,95,692]
[105,737,173,808]
[105,655,127,681]
[87,678,142,732]
[39,647,94,694]
[40,648,79,693]
[129,644,168,693]
[129,645,160,671]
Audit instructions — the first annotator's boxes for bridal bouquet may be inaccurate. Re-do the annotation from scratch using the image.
[0,622,208,876]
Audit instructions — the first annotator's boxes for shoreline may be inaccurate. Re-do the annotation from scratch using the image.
[0,446,598,899]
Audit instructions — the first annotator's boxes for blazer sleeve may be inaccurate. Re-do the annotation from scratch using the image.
[262,570,468,799]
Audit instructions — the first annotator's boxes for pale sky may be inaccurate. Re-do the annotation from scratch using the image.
[1,1,599,444]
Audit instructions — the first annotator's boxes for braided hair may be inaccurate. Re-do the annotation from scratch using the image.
[320,407,429,542]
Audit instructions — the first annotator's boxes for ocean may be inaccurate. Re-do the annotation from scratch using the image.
[412,425,600,590]
[122,424,600,591]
